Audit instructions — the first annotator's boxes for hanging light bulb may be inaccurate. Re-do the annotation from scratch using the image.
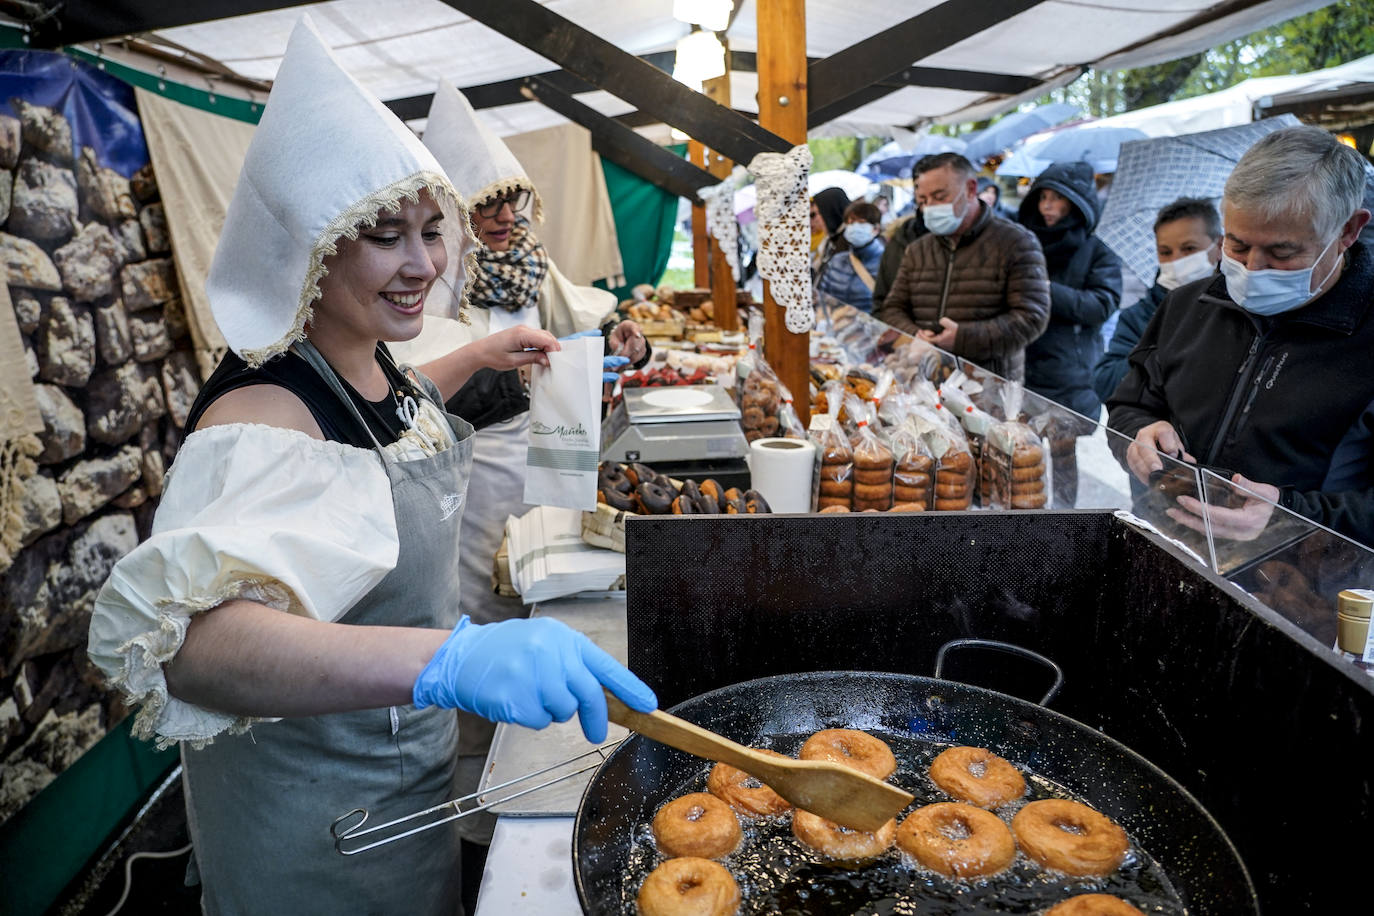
[673,30,726,91]
[673,0,732,32]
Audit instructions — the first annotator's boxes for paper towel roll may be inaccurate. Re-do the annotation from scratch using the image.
[748,437,816,513]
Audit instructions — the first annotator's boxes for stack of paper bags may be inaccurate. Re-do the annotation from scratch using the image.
[505,505,626,603]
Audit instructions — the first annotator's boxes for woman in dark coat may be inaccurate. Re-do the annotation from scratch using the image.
[810,186,852,278]
[1018,160,1123,505]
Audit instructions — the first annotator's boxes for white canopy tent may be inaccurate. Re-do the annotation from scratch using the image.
[28,0,1331,138]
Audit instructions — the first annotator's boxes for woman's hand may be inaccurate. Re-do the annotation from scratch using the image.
[609,320,647,364]
[476,325,561,371]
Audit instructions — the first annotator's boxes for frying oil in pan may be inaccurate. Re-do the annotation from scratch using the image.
[619,732,1185,915]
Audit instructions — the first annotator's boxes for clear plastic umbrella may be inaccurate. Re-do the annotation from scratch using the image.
[997,125,1148,178]
[963,102,1079,165]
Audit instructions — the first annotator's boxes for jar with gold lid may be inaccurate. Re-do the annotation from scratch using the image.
[1334,588,1374,674]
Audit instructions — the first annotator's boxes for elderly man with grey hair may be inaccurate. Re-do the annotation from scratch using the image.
[1107,125,1374,546]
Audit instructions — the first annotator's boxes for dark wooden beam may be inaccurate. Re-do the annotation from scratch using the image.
[26,0,314,47]
[519,77,717,201]
[807,0,1050,117]
[732,51,1039,97]
[443,0,790,164]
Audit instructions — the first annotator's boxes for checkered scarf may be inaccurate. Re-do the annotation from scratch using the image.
[470,217,549,312]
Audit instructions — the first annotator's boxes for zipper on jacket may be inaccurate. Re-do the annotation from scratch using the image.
[937,240,956,322]
[1204,329,1267,467]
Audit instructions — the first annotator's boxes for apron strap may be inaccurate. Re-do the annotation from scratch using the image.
[293,339,393,460]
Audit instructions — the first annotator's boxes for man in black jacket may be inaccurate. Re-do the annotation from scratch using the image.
[1107,126,1374,546]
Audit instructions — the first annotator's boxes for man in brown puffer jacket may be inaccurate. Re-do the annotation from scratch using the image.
[875,153,1050,380]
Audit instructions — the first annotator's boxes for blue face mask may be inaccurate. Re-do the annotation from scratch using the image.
[923,198,965,236]
[843,222,877,248]
[1220,235,1340,316]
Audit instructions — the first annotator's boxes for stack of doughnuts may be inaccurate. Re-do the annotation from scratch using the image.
[893,447,933,511]
[740,369,781,442]
[933,448,973,511]
[817,434,854,511]
[985,421,1048,510]
[851,427,894,511]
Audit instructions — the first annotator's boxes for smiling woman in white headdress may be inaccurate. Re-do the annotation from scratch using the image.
[84,19,655,915]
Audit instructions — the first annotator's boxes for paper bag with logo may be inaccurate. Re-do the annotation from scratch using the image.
[524,335,602,510]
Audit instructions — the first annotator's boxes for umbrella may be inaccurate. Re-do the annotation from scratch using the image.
[1095,115,1310,285]
[857,135,968,181]
[997,125,1149,178]
[963,102,1079,164]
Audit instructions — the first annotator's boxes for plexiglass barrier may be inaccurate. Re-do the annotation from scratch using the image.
[813,304,1374,662]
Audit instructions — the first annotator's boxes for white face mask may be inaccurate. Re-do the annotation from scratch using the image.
[843,222,877,248]
[1156,249,1216,291]
[923,197,965,236]
[1219,235,1340,316]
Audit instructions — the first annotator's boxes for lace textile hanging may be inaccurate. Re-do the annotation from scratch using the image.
[748,144,813,333]
[696,166,745,283]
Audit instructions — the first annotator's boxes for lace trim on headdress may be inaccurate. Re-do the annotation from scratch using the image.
[748,145,814,333]
[471,176,544,224]
[241,171,477,368]
[698,167,745,283]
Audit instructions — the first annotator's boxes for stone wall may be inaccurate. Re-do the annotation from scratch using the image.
[0,101,199,822]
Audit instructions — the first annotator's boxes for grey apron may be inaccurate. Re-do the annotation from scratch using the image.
[181,341,475,916]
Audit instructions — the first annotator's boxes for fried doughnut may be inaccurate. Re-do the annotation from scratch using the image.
[1011,479,1045,495]
[901,455,935,473]
[818,503,850,513]
[890,502,925,512]
[626,462,659,487]
[637,857,740,916]
[744,490,770,513]
[935,468,969,484]
[758,415,779,436]
[940,452,973,473]
[1046,894,1146,916]
[896,803,1015,878]
[853,499,891,512]
[822,443,853,463]
[699,479,721,501]
[708,750,792,816]
[599,487,636,512]
[929,746,1025,808]
[894,471,931,487]
[741,405,766,428]
[1012,492,1047,509]
[671,494,699,515]
[935,497,970,511]
[1011,445,1045,467]
[721,487,742,502]
[817,497,850,510]
[695,494,720,514]
[680,479,703,502]
[792,810,896,863]
[638,481,676,514]
[819,480,852,498]
[853,468,894,485]
[893,482,928,499]
[935,481,968,499]
[853,482,892,503]
[723,495,746,514]
[1011,464,1045,482]
[854,453,893,471]
[599,464,633,494]
[652,793,741,859]
[1011,799,1128,876]
[820,465,852,482]
[800,729,897,780]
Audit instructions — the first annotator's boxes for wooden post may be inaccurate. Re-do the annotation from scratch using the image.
[702,66,739,332]
[756,0,810,425]
[688,139,710,289]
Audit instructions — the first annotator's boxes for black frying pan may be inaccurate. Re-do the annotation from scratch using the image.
[573,670,1257,915]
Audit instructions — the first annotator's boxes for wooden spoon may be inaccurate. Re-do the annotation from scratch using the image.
[606,693,913,832]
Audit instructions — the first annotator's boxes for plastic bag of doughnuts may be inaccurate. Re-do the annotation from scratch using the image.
[984,383,1051,510]
[844,394,894,511]
[739,362,783,443]
[887,417,934,511]
[909,405,974,511]
[810,392,853,512]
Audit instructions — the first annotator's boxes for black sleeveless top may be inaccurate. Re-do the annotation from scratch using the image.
[185,345,416,448]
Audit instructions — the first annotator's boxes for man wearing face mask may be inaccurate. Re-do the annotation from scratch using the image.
[817,200,886,311]
[1093,198,1222,405]
[1107,126,1374,545]
[876,153,1050,380]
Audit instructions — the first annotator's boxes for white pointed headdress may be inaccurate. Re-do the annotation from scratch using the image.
[206,17,477,366]
[422,79,543,221]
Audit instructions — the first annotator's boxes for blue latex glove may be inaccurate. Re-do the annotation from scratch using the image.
[558,329,603,341]
[413,616,658,743]
[602,355,630,383]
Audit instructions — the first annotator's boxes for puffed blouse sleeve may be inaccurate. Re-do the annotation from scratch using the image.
[88,423,399,747]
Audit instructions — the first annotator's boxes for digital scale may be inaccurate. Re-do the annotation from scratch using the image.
[601,385,749,465]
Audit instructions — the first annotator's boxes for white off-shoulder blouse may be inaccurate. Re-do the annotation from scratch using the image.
[88,410,452,747]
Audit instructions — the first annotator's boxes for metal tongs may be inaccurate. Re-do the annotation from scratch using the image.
[330,740,622,855]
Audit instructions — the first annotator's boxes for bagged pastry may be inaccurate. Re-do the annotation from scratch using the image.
[525,334,603,511]
[739,343,784,442]
[886,407,934,511]
[911,404,974,511]
[984,381,1051,510]
[810,389,853,511]
[845,393,893,511]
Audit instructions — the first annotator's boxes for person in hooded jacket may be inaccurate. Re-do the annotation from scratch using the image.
[817,200,886,311]
[810,186,852,277]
